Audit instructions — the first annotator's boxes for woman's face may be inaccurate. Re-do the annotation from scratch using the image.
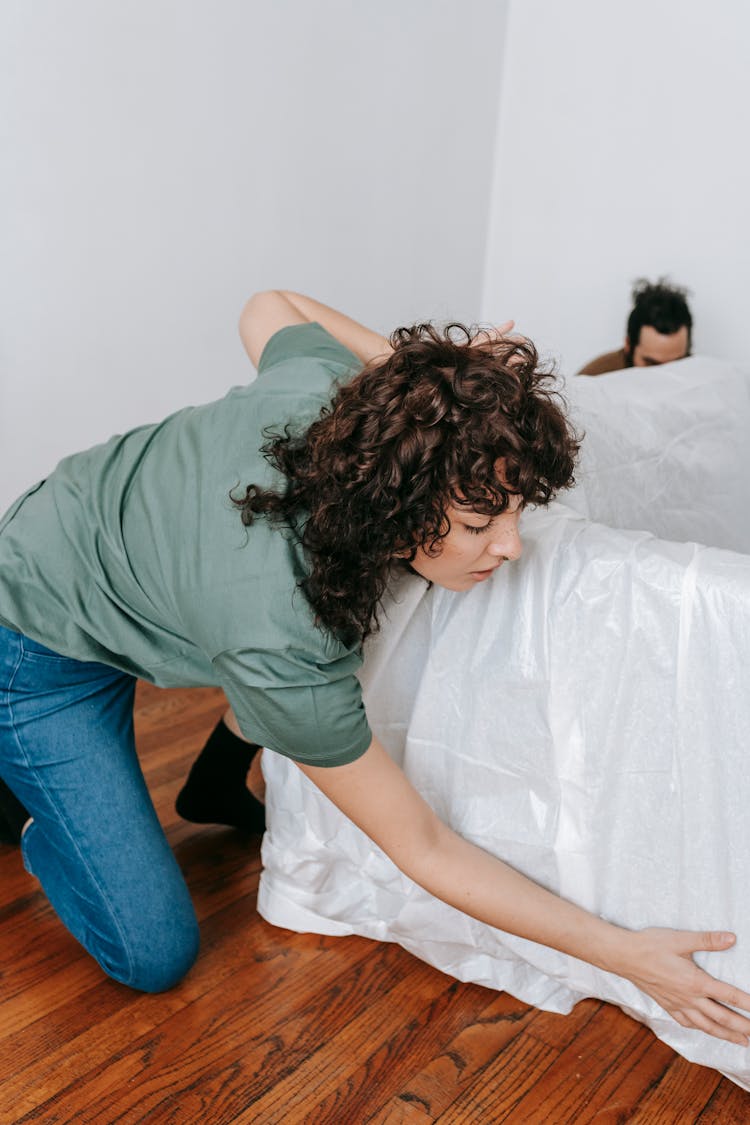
[409,494,524,591]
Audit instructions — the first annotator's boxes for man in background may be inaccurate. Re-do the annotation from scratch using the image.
[578,278,693,375]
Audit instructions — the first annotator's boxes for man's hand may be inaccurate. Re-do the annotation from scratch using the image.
[471,319,515,345]
[239,290,392,369]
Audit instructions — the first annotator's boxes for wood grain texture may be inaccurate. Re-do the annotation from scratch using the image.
[1,681,749,1124]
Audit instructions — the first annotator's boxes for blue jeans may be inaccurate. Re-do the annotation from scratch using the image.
[0,625,199,992]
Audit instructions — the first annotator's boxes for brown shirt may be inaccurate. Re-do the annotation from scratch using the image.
[578,348,629,376]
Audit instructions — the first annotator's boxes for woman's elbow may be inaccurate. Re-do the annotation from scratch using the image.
[384,815,449,889]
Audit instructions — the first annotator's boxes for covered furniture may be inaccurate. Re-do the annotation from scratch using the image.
[258,356,750,1088]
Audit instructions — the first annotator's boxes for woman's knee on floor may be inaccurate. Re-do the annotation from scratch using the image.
[20,819,201,993]
[98,906,201,993]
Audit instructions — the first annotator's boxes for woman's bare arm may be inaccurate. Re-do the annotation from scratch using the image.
[238,290,393,369]
[298,736,750,1046]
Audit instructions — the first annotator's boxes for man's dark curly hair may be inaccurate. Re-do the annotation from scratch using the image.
[627,277,693,355]
[233,324,580,644]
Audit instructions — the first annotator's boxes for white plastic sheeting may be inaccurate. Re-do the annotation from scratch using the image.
[563,355,750,553]
[257,356,750,1086]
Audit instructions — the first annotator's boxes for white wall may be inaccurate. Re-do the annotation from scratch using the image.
[482,0,750,374]
[0,0,508,511]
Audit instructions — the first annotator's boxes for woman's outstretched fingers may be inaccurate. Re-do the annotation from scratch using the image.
[697,930,736,951]
[684,999,750,1046]
[687,933,750,1044]
[700,999,750,1045]
[688,930,750,1017]
[704,974,750,1020]
[669,992,750,1045]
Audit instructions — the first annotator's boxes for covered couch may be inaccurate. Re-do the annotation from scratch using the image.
[257,355,750,1087]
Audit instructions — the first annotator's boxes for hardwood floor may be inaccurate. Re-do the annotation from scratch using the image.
[2,682,750,1124]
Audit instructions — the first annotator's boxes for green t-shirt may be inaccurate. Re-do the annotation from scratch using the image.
[0,323,373,767]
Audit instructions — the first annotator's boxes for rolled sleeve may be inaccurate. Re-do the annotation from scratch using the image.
[258,323,361,379]
[214,647,372,767]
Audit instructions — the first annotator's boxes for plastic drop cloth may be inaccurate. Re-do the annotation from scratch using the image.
[257,355,750,1087]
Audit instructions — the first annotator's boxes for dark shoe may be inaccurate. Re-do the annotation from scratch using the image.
[175,719,265,832]
[0,777,29,846]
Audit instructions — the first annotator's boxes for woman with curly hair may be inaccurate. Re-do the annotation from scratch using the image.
[1,290,749,1045]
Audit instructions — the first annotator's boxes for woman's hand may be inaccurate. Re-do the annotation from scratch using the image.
[615,928,750,1045]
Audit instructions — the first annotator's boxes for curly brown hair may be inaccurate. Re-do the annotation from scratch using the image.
[233,324,579,644]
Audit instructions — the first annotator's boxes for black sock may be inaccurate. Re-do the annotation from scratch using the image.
[0,777,30,846]
[176,718,266,832]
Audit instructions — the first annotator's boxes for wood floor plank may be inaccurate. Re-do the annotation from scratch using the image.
[626,1055,727,1123]
[372,993,598,1124]
[696,1076,750,1123]
[506,1000,675,1123]
[429,1025,563,1123]
[230,963,469,1124]
[0,852,40,906]
[246,977,497,1124]
[368,1099,435,1125]
[8,1000,192,1123]
[0,895,85,1003]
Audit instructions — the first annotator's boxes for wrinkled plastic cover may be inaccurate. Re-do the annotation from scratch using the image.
[258,356,750,1087]
[563,355,750,554]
